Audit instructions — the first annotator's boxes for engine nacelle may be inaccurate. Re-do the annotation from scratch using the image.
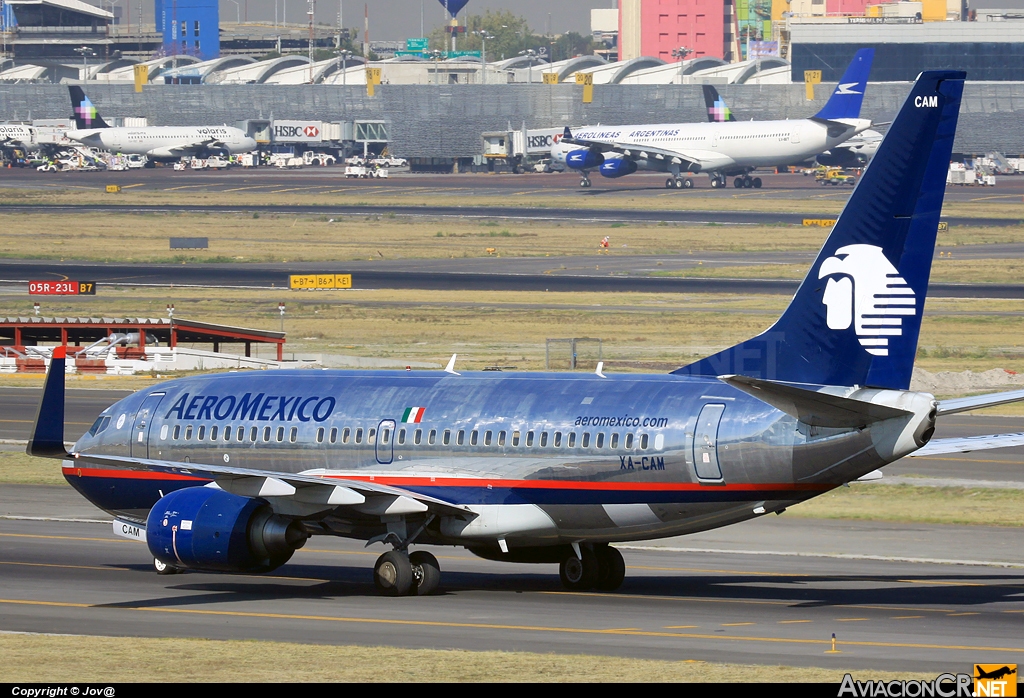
[816,148,867,168]
[146,486,308,573]
[565,148,604,170]
[599,157,638,178]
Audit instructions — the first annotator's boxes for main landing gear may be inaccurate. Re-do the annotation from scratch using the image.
[373,549,442,596]
[732,174,762,189]
[579,174,592,188]
[665,177,694,189]
[559,543,626,592]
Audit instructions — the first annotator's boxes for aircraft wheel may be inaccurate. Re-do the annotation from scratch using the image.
[594,545,626,592]
[374,550,413,596]
[410,550,441,596]
[743,176,754,188]
[752,177,762,189]
[710,177,721,189]
[665,178,676,189]
[559,547,598,591]
[733,177,744,188]
[154,557,179,575]
[580,179,590,188]
[683,178,694,189]
[674,178,684,189]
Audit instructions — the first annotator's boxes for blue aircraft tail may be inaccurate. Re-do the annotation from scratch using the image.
[674,70,966,390]
[813,48,875,120]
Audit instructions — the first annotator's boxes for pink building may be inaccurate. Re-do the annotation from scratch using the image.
[620,0,731,62]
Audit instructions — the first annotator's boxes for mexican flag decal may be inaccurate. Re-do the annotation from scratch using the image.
[402,407,425,423]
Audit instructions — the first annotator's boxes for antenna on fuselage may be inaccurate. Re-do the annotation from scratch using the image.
[444,354,461,375]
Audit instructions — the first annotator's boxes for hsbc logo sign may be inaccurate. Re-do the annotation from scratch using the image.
[271,121,324,142]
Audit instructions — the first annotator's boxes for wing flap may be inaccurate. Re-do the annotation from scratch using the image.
[721,375,912,428]
[70,451,471,517]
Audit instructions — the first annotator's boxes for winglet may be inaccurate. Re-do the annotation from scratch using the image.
[444,353,461,375]
[27,346,70,458]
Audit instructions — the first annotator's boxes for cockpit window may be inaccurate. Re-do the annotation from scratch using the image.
[87,415,110,437]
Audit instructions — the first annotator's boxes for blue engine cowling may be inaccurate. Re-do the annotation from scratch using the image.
[599,158,638,178]
[146,486,307,573]
[565,149,605,170]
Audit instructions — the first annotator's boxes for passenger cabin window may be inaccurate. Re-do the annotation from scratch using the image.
[197,426,206,441]
[625,433,634,449]
[355,428,363,444]
[428,429,436,445]
[290,427,297,443]
[568,432,576,448]
[262,427,271,442]
[512,431,520,447]
[329,427,337,443]
[471,431,479,446]
[184,425,193,441]
[380,428,390,445]
[640,433,649,449]
[342,427,351,444]
[498,431,506,447]
[554,432,562,448]
[526,431,535,447]
[457,430,465,446]
[484,431,492,446]
[414,429,422,445]
[235,426,243,442]
[540,432,548,447]
[582,433,591,448]
[596,433,604,449]
[249,426,258,442]
[396,429,405,445]
[443,429,451,446]
[276,426,284,442]
[610,433,618,449]
[173,425,181,440]
[316,428,325,443]
[368,428,376,444]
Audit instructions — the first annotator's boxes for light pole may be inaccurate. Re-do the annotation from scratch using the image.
[428,48,442,85]
[473,30,492,84]
[336,48,351,85]
[227,0,239,24]
[278,302,285,332]
[671,46,693,84]
[74,46,95,80]
[518,48,537,84]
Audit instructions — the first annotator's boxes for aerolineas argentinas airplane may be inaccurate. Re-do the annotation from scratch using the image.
[64,87,256,161]
[552,48,875,190]
[28,71,1024,596]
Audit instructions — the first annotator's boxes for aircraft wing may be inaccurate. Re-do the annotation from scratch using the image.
[935,388,1024,416]
[910,432,1024,456]
[65,451,473,518]
[147,139,226,157]
[561,127,713,172]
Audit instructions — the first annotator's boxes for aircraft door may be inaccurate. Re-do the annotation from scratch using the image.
[130,393,165,459]
[376,419,395,464]
[790,131,801,144]
[712,131,719,147]
[693,403,725,481]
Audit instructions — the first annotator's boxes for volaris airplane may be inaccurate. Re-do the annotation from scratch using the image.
[65,87,256,162]
[28,70,1024,597]
[552,48,875,189]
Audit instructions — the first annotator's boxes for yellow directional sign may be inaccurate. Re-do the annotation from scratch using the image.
[576,72,594,103]
[802,219,836,228]
[290,274,352,290]
[804,70,821,101]
[366,67,382,96]
[133,64,148,93]
[542,72,559,85]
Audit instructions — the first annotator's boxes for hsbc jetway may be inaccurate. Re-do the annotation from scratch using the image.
[238,119,389,158]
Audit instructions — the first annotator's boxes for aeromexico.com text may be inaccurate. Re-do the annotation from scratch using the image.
[165,393,336,423]
[574,415,669,428]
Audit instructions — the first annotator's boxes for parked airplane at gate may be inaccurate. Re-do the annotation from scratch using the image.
[552,48,875,189]
[64,87,256,161]
[28,71,1024,597]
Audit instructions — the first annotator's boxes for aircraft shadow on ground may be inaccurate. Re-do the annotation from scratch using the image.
[107,562,1024,607]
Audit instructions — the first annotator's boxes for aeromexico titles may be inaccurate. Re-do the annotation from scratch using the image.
[552,48,876,189]
[65,86,256,161]
[28,69,1024,597]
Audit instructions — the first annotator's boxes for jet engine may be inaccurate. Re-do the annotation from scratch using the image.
[146,487,308,573]
[565,148,605,170]
[599,158,638,178]
[816,148,868,168]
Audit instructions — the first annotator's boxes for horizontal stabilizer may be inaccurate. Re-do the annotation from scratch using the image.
[721,375,911,428]
[911,432,1024,456]
[935,388,1024,417]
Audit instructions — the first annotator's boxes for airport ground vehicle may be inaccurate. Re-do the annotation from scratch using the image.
[533,158,566,173]
[816,167,857,186]
[29,71,1024,598]
[345,165,388,178]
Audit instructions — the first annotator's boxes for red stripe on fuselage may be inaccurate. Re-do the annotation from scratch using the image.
[62,466,208,482]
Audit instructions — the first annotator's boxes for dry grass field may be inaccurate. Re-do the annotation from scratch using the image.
[0,633,934,683]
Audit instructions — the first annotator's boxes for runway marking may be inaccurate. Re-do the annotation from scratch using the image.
[162,185,205,191]
[0,532,133,544]
[220,186,269,193]
[899,579,984,587]
[836,618,869,622]
[721,622,755,626]
[946,612,980,616]
[663,625,698,629]
[120,184,145,190]
[0,597,1022,653]
[911,456,1024,466]
[0,418,92,425]
[0,560,126,572]
[778,620,812,624]
[627,564,810,577]
[892,616,924,620]
[270,186,334,194]
[967,195,1023,202]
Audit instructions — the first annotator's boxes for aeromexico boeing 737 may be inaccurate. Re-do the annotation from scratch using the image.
[552,48,875,189]
[27,71,1024,596]
[64,86,256,161]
